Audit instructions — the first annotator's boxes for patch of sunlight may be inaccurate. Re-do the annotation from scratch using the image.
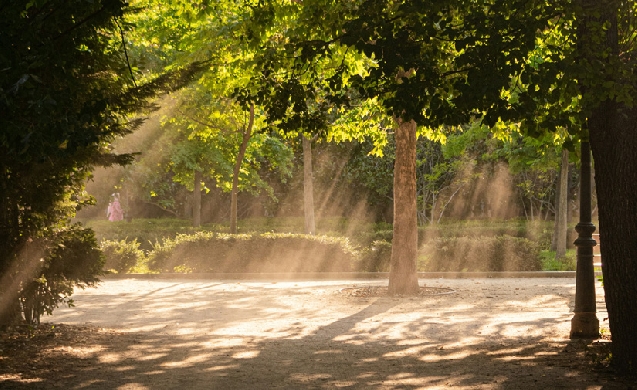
[117,383,150,390]
[333,334,358,342]
[526,295,569,307]
[356,371,378,378]
[232,350,260,359]
[113,365,136,371]
[417,349,472,361]
[57,345,103,356]
[180,353,214,364]
[160,360,193,368]
[386,372,416,380]
[314,349,345,354]
[126,324,174,332]
[98,352,123,363]
[209,337,252,348]
[534,351,560,356]
[204,364,240,372]
[142,370,166,375]
[383,345,429,357]
[1,375,42,383]
[338,338,367,345]
[331,380,358,387]
[137,353,168,361]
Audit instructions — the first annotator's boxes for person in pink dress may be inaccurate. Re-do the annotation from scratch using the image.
[108,194,124,222]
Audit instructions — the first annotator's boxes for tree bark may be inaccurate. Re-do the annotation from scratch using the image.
[553,149,569,258]
[388,117,420,295]
[193,170,202,228]
[230,104,254,234]
[590,103,637,375]
[578,0,637,374]
[302,135,316,235]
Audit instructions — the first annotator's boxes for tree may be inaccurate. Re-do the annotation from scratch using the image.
[573,0,637,374]
[0,0,199,324]
[247,0,560,294]
[135,0,637,371]
[553,148,570,259]
[302,135,317,234]
[128,0,298,233]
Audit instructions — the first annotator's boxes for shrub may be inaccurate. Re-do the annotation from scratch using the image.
[20,225,104,325]
[540,249,576,271]
[420,235,541,272]
[358,240,393,272]
[147,232,357,273]
[100,239,146,273]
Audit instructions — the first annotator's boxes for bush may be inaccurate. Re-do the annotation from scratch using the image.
[86,219,208,251]
[100,239,146,273]
[147,232,358,273]
[20,225,104,325]
[358,240,393,272]
[540,249,576,271]
[420,235,541,272]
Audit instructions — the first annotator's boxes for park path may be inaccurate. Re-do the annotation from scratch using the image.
[15,277,624,389]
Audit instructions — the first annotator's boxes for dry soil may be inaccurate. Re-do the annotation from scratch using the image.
[1,276,634,389]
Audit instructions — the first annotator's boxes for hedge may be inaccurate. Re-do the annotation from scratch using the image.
[420,235,542,272]
[147,232,358,273]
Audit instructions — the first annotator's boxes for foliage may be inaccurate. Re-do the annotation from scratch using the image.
[358,240,393,272]
[100,239,146,273]
[92,218,556,274]
[125,0,296,224]
[0,0,200,324]
[19,225,104,325]
[539,249,576,271]
[421,236,542,272]
[147,232,357,273]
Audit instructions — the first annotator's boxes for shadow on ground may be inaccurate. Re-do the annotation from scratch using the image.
[1,279,629,389]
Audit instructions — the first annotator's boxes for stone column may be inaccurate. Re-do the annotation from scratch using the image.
[570,140,599,338]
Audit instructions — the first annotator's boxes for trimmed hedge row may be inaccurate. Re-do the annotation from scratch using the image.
[355,236,541,272]
[147,232,357,273]
[421,235,541,272]
[100,232,541,274]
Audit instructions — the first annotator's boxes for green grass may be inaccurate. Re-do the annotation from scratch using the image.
[539,249,577,271]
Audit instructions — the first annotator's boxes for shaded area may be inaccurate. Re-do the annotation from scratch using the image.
[1,279,627,389]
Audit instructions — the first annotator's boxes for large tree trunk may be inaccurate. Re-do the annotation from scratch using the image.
[590,103,637,376]
[578,0,637,374]
[388,118,420,295]
[553,149,569,258]
[302,135,316,235]
[230,104,254,234]
[193,170,202,228]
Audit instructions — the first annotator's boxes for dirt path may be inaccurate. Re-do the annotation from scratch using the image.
[1,277,632,389]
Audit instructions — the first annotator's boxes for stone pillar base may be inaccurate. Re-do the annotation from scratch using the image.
[570,312,600,339]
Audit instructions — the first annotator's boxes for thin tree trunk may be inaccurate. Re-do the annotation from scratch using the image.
[554,149,569,258]
[302,135,316,235]
[193,170,202,228]
[388,117,420,295]
[230,104,254,234]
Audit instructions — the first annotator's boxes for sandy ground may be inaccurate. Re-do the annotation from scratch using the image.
[1,276,633,389]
